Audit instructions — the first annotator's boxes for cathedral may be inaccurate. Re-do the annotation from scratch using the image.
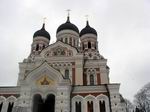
[0,15,126,112]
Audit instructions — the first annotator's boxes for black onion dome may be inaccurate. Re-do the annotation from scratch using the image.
[56,17,79,34]
[33,24,50,40]
[80,21,97,37]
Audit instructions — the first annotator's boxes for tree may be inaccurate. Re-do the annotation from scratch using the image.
[124,99,134,112]
[134,82,150,112]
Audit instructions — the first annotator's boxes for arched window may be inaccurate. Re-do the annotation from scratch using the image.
[65,69,69,79]
[87,101,93,112]
[99,101,106,112]
[65,38,68,43]
[0,102,3,112]
[75,102,81,112]
[7,102,14,112]
[69,37,72,45]
[90,75,94,85]
[36,44,39,51]
[88,42,91,49]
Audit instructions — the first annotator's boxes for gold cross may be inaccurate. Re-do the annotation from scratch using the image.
[66,9,71,17]
[85,15,89,21]
[43,17,47,24]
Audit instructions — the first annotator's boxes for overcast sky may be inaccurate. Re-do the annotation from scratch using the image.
[0,0,150,102]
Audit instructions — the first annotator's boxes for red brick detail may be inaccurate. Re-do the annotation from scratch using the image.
[0,94,20,98]
[72,68,75,85]
[72,92,108,97]
[97,73,101,84]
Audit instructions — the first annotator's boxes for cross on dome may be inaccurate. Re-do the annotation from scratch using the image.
[43,17,47,24]
[66,9,71,17]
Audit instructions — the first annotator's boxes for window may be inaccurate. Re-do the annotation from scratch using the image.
[75,102,81,112]
[87,69,97,85]
[36,44,39,51]
[65,38,68,43]
[7,102,14,112]
[69,37,72,45]
[90,75,94,85]
[65,69,69,79]
[99,101,106,112]
[88,42,91,49]
[87,101,93,112]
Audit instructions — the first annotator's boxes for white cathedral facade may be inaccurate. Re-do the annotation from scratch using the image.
[0,15,126,112]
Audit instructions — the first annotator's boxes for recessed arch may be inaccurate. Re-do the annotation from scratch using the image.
[72,95,84,102]
[85,94,95,101]
[7,96,17,103]
[96,94,109,112]
[0,96,6,102]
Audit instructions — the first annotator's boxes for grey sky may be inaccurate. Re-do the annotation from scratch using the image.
[0,0,150,101]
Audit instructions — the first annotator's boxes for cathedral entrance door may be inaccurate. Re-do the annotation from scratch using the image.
[33,94,55,112]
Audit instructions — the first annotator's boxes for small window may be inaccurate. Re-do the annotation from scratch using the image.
[65,38,68,43]
[7,102,14,112]
[36,44,39,51]
[90,75,94,85]
[65,69,69,79]
[88,101,93,112]
[99,101,106,112]
[88,42,91,49]
[69,37,72,45]
[76,102,81,112]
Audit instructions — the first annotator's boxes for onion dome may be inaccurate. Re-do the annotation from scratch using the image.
[33,23,50,40]
[80,21,97,37]
[56,16,79,34]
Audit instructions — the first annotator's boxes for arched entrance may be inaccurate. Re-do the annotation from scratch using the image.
[33,94,55,112]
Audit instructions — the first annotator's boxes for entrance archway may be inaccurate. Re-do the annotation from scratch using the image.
[33,94,55,112]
